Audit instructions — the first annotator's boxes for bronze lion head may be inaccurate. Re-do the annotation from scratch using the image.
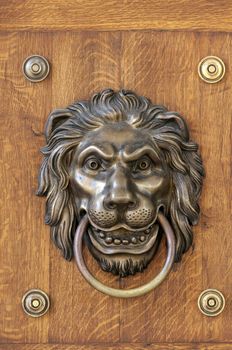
[38,89,204,277]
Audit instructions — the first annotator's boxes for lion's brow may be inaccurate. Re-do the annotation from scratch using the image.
[77,145,115,164]
[122,145,160,162]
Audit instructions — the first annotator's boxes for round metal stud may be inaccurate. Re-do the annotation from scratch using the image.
[22,55,50,82]
[22,289,50,317]
[198,56,225,83]
[198,289,225,317]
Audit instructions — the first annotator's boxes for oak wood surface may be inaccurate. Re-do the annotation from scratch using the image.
[0,32,52,344]
[1,0,232,32]
[0,30,231,347]
[2,343,232,350]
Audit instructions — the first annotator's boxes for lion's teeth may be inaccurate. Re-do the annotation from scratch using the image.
[114,238,121,245]
[105,237,113,244]
[122,239,129,245]
[100,228,153,245]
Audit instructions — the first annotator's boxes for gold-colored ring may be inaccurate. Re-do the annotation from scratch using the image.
[73,213,175,298]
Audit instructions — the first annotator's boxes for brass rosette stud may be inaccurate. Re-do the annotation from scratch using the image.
[22,55,50,82]
[198,56,225,83]
[198,289,225,316]
[22,289,50,317]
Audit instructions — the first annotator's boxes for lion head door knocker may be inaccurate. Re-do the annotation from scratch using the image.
[37,89,204,298]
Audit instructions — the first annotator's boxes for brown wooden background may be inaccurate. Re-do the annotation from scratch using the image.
[0,2,232,350]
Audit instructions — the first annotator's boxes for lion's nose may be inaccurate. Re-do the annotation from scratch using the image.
[105,194,136,210]
[104,167,137,210]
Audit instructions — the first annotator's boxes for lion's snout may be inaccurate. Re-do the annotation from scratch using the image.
[89,209,118,228]
[125,208,154,227]
[88,206,155,229]
[87,166,156,229]
[103,166,138,211]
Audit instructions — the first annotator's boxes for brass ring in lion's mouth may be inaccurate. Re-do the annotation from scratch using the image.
[73,212,176,298]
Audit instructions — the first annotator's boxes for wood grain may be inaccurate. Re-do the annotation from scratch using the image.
[198,33,232,342]
[0,30,231,347]
[1,0,232,32]
[0,32,52,343]
[48,31,121,343]
[2,343,232,350]
[120,31,203,343]
[119,31,232,343]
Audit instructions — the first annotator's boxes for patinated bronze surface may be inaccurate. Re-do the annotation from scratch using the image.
[38,89,204,280]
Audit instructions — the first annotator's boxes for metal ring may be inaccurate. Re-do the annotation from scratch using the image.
[73,212,175,298]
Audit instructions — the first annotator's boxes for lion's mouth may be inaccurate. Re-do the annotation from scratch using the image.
[87,223,159,255]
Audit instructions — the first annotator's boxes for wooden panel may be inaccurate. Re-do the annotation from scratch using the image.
[119,31,232,343]
[2,343,232,350]
[1,0,232,32]
[0,30,231,346]
[0,32,52,343]
[119,31,202,343]
[198,33,232,342]
[48,31,121,343]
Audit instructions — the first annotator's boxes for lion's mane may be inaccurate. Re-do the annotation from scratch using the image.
[37,89,204,262]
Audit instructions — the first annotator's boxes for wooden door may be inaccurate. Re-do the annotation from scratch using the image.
[0,2,231,350]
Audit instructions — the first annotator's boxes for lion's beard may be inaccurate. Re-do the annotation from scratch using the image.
[85,234,161,277]
[97,256,149,277]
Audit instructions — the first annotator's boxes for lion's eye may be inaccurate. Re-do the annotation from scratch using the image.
[138,159,150,170]
[134,157,152,172]
[84,158,101,171]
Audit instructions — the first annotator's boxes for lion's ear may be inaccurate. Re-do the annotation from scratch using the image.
[156,113,189,141]
[45,109,73,141]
